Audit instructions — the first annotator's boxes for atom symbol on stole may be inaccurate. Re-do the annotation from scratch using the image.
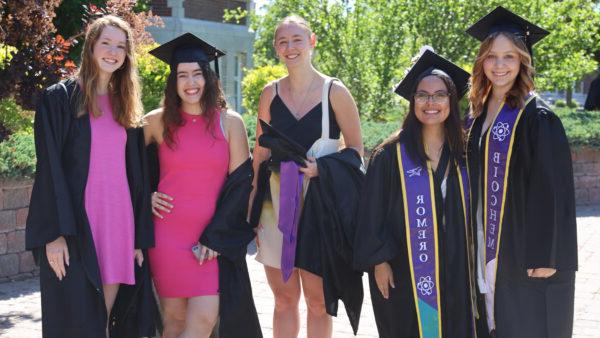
[417,276,435,296]
[492,122,511,142]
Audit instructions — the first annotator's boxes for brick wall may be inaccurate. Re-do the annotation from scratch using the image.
[0,180,36,282]
[151,0,172,17]
[183,0,247,24]
[0,147,598,281]
[572,147,600,205]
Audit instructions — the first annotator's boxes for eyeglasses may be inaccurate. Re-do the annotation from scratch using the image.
[414,91,450,103]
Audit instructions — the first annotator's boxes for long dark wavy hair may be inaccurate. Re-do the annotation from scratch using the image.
[161,62,227,148]
[376,69,465,164]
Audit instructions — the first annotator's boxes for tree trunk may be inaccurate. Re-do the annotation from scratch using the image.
[566,87,573,107]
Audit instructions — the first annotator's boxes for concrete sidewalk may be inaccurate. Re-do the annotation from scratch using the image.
[1,207,599,337]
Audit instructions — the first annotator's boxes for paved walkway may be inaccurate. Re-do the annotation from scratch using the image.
[1,207,598,337]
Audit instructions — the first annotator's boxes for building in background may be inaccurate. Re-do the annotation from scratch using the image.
[149,0,255,113]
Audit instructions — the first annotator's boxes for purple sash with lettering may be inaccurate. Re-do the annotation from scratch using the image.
[397,143,442,338]
[481,96,534,330]
[278,161,304,282]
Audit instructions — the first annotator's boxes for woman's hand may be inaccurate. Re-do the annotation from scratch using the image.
[374,262,395,299]
[299,157,319,178]
[134,249,144,267]
[527,268,557,278]
[197,244,220,265]
[46,236,69,281]
[151,191,173,219]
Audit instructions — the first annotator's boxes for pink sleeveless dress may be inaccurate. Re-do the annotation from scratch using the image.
[149,110,229,297]
[85,94,136,285]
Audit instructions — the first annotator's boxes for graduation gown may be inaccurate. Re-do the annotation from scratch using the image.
[584,75,600,111]
[466,96,578,338]
[26,79,158,338]
[353,142,473,338]
[199,159,262,338]
[148,147,262,338]
[295,148,365,334]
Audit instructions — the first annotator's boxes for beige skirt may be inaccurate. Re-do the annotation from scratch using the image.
[255,172,310,269]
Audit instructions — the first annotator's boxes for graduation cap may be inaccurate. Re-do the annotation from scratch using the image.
[149,32,225,77]
[394,48,471,101]
[258,119,307,166]
[466,6,549,56]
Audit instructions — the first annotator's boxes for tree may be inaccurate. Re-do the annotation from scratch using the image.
[246,0,600,119]
[0,0,163,111]
[0,0,76,111]
[247,0,413,120]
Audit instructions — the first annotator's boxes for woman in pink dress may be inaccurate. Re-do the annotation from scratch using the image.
[27,16,156,338]
[143,33,251,338]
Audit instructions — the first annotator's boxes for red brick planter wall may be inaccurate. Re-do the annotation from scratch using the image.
[0,180,36,282]
[0,147,598,280]
[572,147,600,205]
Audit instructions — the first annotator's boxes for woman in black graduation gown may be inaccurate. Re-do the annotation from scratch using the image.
[25,16,157,338]
[354,48,476,338]
[465,7,578,338]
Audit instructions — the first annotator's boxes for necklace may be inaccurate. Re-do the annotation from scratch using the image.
[287,74,317,119]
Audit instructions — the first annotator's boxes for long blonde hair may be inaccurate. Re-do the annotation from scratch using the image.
[76,15,142,128]
[468,32,535,118]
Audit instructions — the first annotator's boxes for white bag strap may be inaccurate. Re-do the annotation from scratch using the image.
[321,77,337,139]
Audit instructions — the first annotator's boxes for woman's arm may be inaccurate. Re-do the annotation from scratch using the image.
[248,83,276,218]
[224,109,251,173]
[142,108,164,146]
[330,81,364,156]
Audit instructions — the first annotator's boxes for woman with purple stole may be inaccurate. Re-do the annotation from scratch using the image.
[465,7,578,338]
[353,47,477,338]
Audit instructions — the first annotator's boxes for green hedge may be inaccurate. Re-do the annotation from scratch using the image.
[0,106,597,180]
[0,97,34,135]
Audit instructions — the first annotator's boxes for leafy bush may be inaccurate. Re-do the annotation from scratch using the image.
[554,99,567,108]
[0,97,34,136]
[0,132,36,179]
[555,108,600,148]
[567,100,579,109]
[137,46,169,112]
[241,64,287,116]
[243,113,257,150]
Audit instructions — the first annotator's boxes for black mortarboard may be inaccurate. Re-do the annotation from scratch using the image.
[149,32,225,77]
[394,49,471,101]
[258,119,307,166]
[466,6,549,56]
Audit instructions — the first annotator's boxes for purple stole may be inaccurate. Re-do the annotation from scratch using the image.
[397,143,474,338]
[397,143,442,338]
[474,95,535,330]
[278,161,304,282]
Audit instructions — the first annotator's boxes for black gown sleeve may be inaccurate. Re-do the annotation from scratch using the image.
[130,127,154,250]
[26,84,77,250]
[353,145,401,271]
[524,106,578,270]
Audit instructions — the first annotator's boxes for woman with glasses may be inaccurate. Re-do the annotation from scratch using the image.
[354,48,477,338]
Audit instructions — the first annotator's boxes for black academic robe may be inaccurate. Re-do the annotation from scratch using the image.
[26,79,158,338]
[148,147,262,338]
[353,142,473,338]
[466,96,578,338]
[294,148,365,334]
[584,75,600,111]
[199,159,263,338]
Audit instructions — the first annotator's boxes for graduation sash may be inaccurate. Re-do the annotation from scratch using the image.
[480,95,535,329]
[397,143,442,338]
